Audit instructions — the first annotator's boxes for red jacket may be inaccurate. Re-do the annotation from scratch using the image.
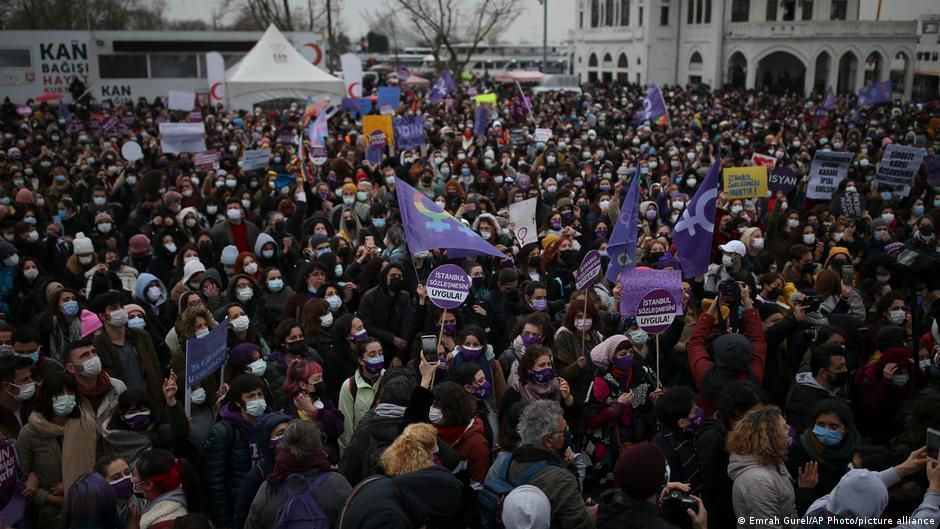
[437,417,491,484]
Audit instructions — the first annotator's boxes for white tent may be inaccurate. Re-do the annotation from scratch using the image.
[225,24,344,109]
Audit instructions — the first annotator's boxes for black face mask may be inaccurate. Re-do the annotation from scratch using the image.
[388,277,404,293]
[561,249,579,264]
[829,371,849,388]
[767,287,783,300]
[648,251,665,262]
[287,341,306,355]
[528,256,540,268]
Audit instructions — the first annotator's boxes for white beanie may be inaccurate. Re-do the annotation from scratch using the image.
[220,245,238,265]
[72,232,94,255]
[502,485,551,529]
[182,259,206,284]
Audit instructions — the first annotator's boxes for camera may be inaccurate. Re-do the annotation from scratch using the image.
[718,279,740,304]
[661,490,698,516]
[802,295,824,312]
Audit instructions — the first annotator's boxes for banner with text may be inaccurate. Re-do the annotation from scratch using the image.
[392,115,427,151]
[619,269,683,317]
[722,166,768,199]
[806,151,853,200]
[873,144,926,197]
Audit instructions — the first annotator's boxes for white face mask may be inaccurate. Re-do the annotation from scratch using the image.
[247,358,266,376]
[8,381,35,401]
[722,254,735,267]
[78,255,93,265]
[887,309,906,325]
[243,262,258,275]
[23,268,39,280]
[227,208,242,221]
[320,313,334,327]
[802,234,816,245]
[146,286,162,302]
[190,387,207,404]
[787,218,800,228]
[194,327,210,339]
[232,314,250,332]
[237,287,253,302]
[752,237,765,250]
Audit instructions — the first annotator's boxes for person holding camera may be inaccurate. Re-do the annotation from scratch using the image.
[597,442,707,529]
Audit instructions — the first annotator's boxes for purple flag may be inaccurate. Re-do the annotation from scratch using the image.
[673,158,721,278]
[822,87,835,111]
[857,80,891,109]
[634,84,668,122]
[395,177,505,259]
[308,112,328,147]
[473,105,489,136]
[429,70,456,103]
[604,166,640,283]
[58,102,71,125]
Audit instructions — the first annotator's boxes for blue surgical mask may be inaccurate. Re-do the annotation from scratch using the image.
[15,351,39,365]
[372,218,386,229]
[267,278,284,292]
[244,398,267,417]
[62,300,80,317]
[52,394,76,416]
[629,330,649,345]
[812,424,844,447]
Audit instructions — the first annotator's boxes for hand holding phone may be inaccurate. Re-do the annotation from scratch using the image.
[928,428,940,463]
[420,335,439,362]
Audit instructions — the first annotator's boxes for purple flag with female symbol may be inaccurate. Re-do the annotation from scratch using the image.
[822,87,836,110]
[673,158,721,278]
[634,84,668,122]
[604,166,640,282]
[857,81,892,109]
[429,70,456,103]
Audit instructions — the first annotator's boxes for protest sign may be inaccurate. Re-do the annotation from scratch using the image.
[362,115,394,145]
[67,121,84,134]
[187,110,203,123]
[0,442,22,524]
[768,167,798,195]
[508,197,538,247]
[873,144,926,197]
[636,289,679,334]
[393,115,427,150]
[367,130,386,165]
[619,269,683,317]
[806,151,853,200]
[16,105,31,117]
[474,93,497,105]
[378,86,401,114]
[751,153,777,170]
[310,145,328,166]
[167,90,195,111]
[121,141,143,161]
[359,98,373,116]
[101,117,119,134]
[185,317,229,412]
[722,166,768,199]
[241,149,271,171]
[510,128,526,148]
[575,251,602,291]
[158,122,206,154]
[194,150,220,170]
[341,97,360,116]
[473,106,489,136]
[535,128,553,143]
[927,155,940,188]
[427,264,471,310]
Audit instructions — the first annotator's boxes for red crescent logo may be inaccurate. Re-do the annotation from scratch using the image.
[210,82,222,101]
[347,82,360,98]
[303,43,323,66]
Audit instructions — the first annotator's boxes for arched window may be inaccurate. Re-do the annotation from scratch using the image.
[605,0,615,25]
[589,53,599,67]
[591,0,600,27]
[618,53,629,68]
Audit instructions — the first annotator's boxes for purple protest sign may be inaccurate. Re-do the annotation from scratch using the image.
[768,166,798,195]
[16,105,31,117]
[122,114,136,126]
[194,150,220,170]
[393,115,427,150]
[619,269,683,317]
[575,250,602,291]
[636,289,679,334]
[398,67,410,80]
[426,264,471,309]
[366,130,386,165]
[67,121,84,134]
[187,110,203,123]
[101,117,119,134]
[310,145,328,165]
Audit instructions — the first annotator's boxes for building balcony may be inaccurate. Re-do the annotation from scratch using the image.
[726,20,916,41]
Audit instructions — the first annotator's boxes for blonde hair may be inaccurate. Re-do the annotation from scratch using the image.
[379,423,438,476]
[725,405,789,466]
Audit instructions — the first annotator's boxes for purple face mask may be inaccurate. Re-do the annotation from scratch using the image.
[531,367,554,384]
[442,323,457,336]
[687,407,704,430]
[613,354,634,373]
[122,410,151,431]
[531,299,548,312]
[787,425,798,447]
[110,475,134,500]
[472,380,492,399]
[460,345,484,360]
[521,334,543,348]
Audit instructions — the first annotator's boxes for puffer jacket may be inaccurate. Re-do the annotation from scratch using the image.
[727,453,796,529]
[202,406,258,528]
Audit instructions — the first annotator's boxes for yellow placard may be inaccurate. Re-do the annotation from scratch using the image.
[362,115,394,145]
[474,93,497,105]
[722,166,768,199]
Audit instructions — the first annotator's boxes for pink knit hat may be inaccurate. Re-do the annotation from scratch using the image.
[79,309,102,338]
[14,188,34,205]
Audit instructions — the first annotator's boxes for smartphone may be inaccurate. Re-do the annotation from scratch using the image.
[420,335,438,362]
[841,265,854,284]
[928,428,940,463]
[465,202,476,211]
[365,236,375,248]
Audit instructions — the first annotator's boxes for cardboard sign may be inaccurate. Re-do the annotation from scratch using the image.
[367,130,386,165]
[722,166,768,199]
[241,149,271,171]
[751,152,777,170]
[768,166,798,195]
[575,251,602,291]
[120,141,143,161]
[873,144,926,197]
[168,90,196,111]
[619,269,683,317]
[535,128,553,143]
[310,145,328,166]
[427,264,471,310]
[16,105,31,117]
[806,151,853,200]
[392,115,427,151]
[185,318,229,387]
[508,197,538,247]
[377,86,401,114]
[194,150,220,169]
[158,122,206,154]
[362,115,394,145]
[510,128,526,147]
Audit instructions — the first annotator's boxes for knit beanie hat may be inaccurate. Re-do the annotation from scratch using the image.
[220,245,239,265]
[614,442,667,499]
[79,309,103,338]
[72,233,94,255]
[230,342,260,368]
[502,485,551,529]
[14,188,34,204]
[129,234,151,255]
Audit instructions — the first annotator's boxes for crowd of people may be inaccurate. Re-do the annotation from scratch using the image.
[0,74,938,529]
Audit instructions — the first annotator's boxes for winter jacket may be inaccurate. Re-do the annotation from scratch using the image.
[695,418,734,529]
[727,454,796,529]
[94,328,165,416]
[244,469,352,529]
[338,369,383,453]
[784,373,838,433]
[597,489,678,529]
[232,412,292,529]
[439,417,490,485]
[340,407,404,486]
[77,375,127,431]
[202,409,258,527]
[140,488,188,529]
[357,269,415,363]
[210,218,261,253]
[506,446,593,529]
[338,466,464,529]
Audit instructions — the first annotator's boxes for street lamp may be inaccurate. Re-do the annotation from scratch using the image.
[538,0,548,72]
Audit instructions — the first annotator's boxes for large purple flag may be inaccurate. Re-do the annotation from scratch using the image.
[429,70,456,104]
[395,177,505,259]
[857,80,892,109]
[634,84,668,123]
[673,158,721,278]
[604,166,640,283]
[58,102,72,125]
[821,87,836,111]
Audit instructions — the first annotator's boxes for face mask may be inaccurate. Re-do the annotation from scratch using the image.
[891,373,910,386]
[882,212,894,222]
[356,191,368,202]
[831,232,844,242]
[372,218,386,229]
[429,406,444,425]
[531,367,554,384]
[108,309,128,327]
[247,358,267,376]
[146,286,162,302]
[574,318,593,331]
[267,278,284,292]
[722,254,735,267]
[364,355,384,374]
[887,309,905,325]
[126,176,138,186]
[232,315,250,332]
[629,330,649,345]
[472,380,492,400]
[812,424,844,446]
[78,255,93,265]
[2,254,18,267]
[206,205,218,215]
[613,354,634,373]
[261,248,275,259]
[236,287,254,302]
[21,266,39,281]
[8,382,35,401]
[194,326,211,339]
[244,398,266,417]
[522,334,542,348]
[188,386,207,405]
[645,209,658,220]
[127,316,146,330]
[686,178,697,187]
[243,262,258,275]
[110,475,134,500]
[731,205,743,215]
[227,208,242,221]
[787,218,800,228]
[319,312,334,327]
[63,299,80,317]
[460,344,484,361]
[845,186,857,193]
[343,196,355,206]
[52,394,76,416]
[531,299,548,312]
[876,273,891,283]
[914,205,926,216]
[327,295,342,311]
[802,234,816,245]
[163,242,177,254]
[687,407,705,430]
[123,410,151,431]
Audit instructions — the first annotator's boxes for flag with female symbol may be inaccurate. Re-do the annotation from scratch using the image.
[604,166,640,282]
[857,81,891,109]
[429,70,456,103]
[634,84,669,126]
[673,159,721,278]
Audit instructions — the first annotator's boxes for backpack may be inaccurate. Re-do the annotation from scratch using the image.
[478,455,549,529]
[272,472,332,529]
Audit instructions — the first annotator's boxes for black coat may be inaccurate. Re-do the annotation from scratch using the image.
[203,414,256,528]
[597,490,679,529]
[357,277,415,363]
[339,466,463,529]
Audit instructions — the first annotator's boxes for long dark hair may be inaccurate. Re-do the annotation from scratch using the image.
[58,473,123,529]
[135,449,201,512]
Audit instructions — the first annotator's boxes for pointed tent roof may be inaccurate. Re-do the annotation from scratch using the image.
[225,24,344,109]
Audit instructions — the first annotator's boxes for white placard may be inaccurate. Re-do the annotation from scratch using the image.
[535,128,552,143]
[167,90,195,111]
[509,197,538,248]
[158,122,206,154]
[806,151,853,200]
[121,141,143,161]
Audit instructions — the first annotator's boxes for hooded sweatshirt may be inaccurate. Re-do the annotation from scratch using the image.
[727,453,796,529]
